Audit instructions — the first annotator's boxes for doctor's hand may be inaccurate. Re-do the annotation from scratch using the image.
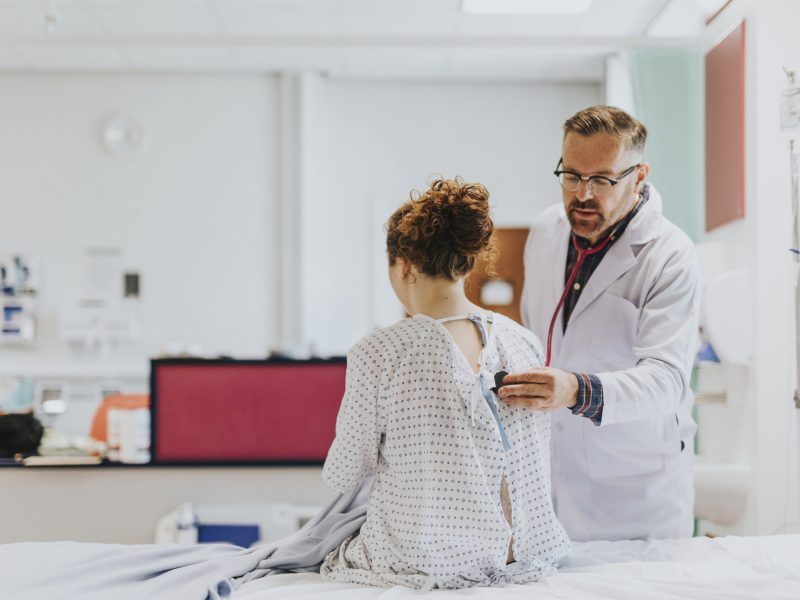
[496,368,579,412]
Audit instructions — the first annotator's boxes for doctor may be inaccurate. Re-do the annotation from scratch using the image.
[497,105,698,541]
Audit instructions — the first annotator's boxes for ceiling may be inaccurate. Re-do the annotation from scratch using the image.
[0,0,725,81]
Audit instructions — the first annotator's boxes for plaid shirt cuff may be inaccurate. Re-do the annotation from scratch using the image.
[571,373,603,425]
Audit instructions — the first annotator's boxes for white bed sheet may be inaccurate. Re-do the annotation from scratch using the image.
[235,535,800,600]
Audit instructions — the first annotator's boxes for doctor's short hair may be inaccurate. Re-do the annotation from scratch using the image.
[386,177,496,281]
[563,105,647,154]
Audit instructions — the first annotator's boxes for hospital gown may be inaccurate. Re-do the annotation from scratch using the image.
[320,312,571,589]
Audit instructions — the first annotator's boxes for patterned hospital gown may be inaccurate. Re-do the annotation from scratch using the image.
[320,312,571,589]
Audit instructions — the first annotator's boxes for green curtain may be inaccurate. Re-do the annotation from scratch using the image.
[629,49,703,241]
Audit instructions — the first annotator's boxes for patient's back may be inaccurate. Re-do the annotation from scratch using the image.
[441,318,489,374]
[321,311,569,590]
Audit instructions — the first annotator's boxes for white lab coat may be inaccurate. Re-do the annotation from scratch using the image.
[521,184,698,542]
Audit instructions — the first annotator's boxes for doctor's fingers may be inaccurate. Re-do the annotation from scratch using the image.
[497,382,554,399]
[500,369,552,386]
[502,395,554,410]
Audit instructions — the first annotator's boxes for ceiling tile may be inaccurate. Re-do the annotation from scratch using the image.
[338,0,458,35]
[0,8,45,35]
[211,0,331,8]
[454,0,667,38]
[647,0,703,36]
[456,13,586,36]
[83,0,210,7]
[0,3,102,35]
[337,0,458,10]
[212,2,337,35]
[84,3,220,35]
[0,0,78,6]
[575,0,667,37]
[0,0,694,77]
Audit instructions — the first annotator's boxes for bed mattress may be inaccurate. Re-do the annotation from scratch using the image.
[235,534,800,599]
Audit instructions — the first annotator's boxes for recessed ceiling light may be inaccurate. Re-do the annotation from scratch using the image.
[462,0,595,15]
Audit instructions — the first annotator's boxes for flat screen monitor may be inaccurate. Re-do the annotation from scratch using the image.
[150,358,346,465]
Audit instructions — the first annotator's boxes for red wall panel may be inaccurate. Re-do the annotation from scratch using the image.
[705,21,746,231]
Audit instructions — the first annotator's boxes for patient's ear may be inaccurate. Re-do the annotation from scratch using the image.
[405,262,422,285]
[395,257,413,281]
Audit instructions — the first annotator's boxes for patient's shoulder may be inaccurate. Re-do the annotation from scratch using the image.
[349,315,439,363]
[493,312,536,341]
[492,313,545,366]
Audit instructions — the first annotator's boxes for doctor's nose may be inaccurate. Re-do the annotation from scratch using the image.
[575,179,595,201]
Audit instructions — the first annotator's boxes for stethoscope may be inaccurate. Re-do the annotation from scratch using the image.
[544,196,642,367]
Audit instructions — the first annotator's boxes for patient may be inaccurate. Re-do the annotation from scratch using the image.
[320,178,570,589]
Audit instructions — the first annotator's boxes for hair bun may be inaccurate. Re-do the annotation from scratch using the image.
[385,177,496,281]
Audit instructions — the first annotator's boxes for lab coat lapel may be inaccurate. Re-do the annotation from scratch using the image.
[564,190,662,326]
[566,234,636,326]
[549,212,571,351]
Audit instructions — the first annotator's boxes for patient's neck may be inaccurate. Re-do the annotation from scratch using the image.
[407,276,481,320]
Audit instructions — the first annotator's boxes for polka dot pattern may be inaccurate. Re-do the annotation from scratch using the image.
[320,312,571,589]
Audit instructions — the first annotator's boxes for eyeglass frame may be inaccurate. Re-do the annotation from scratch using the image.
[553,158,641,195]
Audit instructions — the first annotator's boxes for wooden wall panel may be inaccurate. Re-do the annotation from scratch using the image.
[705,20,746,231]
[466,227,529,324]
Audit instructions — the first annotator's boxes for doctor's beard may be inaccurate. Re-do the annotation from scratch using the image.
[566,200,606,240]
[567,192,640,243]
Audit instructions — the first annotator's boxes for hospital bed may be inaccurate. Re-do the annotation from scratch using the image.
[235,535,800,599]
[0,534,798,600]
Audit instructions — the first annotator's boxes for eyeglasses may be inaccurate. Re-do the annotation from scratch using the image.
[553,158,640,197]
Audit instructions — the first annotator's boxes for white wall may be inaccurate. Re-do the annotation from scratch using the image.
[745,0,800,536]
[308,81,600,354]
[0,74,278,360]
[0,75,598,362]
[698,0,800,535]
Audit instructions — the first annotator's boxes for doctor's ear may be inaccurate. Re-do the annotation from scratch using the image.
[635,163,651,191]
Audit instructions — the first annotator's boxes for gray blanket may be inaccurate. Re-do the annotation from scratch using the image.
[0,478,372,600]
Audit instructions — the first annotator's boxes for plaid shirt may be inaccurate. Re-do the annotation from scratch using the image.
[565,185,649,425]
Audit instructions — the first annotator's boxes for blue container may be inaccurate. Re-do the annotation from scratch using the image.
[197,523,260,548]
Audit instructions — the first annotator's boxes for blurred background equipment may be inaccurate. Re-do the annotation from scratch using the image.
[0,255,37,345]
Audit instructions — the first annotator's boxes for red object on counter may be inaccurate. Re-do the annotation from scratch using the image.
[150,359,346,464]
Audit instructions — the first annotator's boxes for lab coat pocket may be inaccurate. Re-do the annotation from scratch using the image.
[585,418,666,479]
[586,293,639,371]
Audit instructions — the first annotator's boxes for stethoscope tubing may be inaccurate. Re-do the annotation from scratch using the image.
[544,194,642,367]
[545,233,613,367]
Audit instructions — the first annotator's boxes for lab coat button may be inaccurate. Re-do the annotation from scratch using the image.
[558,471,568,481]
[555,422,564,432]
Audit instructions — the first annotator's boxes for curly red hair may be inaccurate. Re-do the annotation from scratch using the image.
[386,177,496,281]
